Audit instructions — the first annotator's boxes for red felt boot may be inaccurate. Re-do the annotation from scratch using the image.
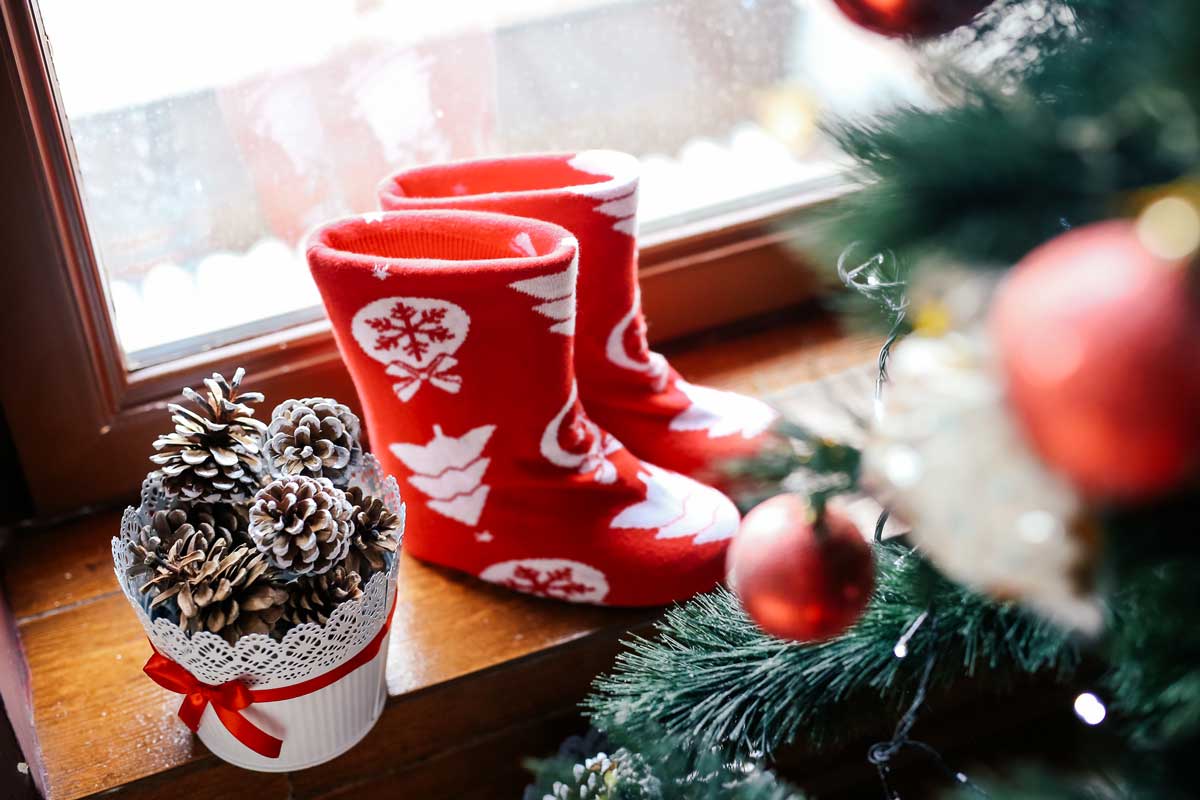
[306,210,739,605]
[377,151,779,487]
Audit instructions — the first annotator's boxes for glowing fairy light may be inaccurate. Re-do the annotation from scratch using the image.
[1073,692,1107,725]
[893,610,929,659]
[1136,196,1200,260]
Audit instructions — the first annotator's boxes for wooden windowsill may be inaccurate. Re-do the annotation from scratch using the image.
[1,313,881,800]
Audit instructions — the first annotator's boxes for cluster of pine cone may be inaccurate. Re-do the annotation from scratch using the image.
[128,369,401,644]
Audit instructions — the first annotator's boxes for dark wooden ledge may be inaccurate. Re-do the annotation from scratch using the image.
[0,314,881,800]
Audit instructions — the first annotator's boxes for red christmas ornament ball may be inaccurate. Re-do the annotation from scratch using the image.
[830,0,994,38]
[726,494,874,642]
[991,220,1200,499]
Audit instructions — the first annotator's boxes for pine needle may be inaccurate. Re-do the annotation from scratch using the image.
[587,544,1078,760]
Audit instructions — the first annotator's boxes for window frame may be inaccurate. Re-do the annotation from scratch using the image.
[0,0,846,515]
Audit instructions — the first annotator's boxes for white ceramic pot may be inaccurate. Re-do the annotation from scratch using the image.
[114,455,404,772]
[193,582,395,771]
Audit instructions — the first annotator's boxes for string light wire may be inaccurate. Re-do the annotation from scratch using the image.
[867,651,989,799]
[839,244,988,798]
[836,243,909,409]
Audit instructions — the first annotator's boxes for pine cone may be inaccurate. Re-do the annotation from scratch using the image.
[129,516,209,578]
[282,566,363,627]
[134,536,287,643]
[263,398,362,486]
[344,486,401,576]
[150,368,268,504]
[184,500,249,546]
[135,508,232,557]
[248,476,353,575]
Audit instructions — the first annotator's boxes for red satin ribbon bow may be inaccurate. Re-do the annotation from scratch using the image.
[143,655,282,758]
[143,592,397,759]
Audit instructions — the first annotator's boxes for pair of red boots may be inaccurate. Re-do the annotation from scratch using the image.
[307,151,777,606]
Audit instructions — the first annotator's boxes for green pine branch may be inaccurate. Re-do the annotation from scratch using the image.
[539,3,1200,795]
[1100,495,1200,750]
[947,766,1134,800]
[587,543,1079,761]
[525,734,806,800]
[814,0,1200,271]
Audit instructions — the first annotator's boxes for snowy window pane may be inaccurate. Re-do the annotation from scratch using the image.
[38,0,919,365]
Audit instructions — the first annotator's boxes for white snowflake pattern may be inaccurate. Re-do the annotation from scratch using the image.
[365,301,453,360]
[352,296,470,401]
[478,559,609,603]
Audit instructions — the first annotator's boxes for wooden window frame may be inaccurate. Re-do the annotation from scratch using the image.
[0,0,845,515]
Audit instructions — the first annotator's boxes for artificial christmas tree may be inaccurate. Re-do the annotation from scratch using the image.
[306,209,739,605]
[524,1,1200,797]
[377,151,779,487]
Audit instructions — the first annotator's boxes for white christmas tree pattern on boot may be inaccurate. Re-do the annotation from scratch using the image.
[668,379,777,440]
[540,383,620,483]
[351,297,469,402]
[566,151,639,236]
[508,239,578,336]
[390,424,495,526]
[478,558,609,603]
[610,464,740,545]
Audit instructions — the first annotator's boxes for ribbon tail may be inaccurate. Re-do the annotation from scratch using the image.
[145,652,207,732]
[176,693,208,732]
[211,704,283,759]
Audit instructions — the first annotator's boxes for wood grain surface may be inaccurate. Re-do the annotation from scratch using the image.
[1,315,880,799]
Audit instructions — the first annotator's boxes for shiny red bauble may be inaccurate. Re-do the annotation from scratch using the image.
[991,220,1200,500]
[830,0,994,38]
[726,495,874,642]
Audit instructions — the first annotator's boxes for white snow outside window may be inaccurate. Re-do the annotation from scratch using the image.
[37,0,921,364]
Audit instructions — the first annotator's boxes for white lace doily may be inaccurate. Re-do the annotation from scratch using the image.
[113,454,405,689]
